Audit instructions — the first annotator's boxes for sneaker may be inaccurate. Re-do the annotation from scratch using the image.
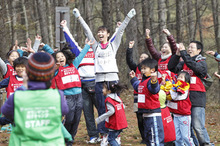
[88,137,98,144]
[116,135,121,145]
[100,134,108,146]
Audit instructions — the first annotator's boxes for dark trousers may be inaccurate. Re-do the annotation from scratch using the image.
[136,112,146,143]
[64,93,83,140]
[82,81,99,138]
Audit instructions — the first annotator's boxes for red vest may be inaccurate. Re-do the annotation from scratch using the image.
[182,63,205,92]
[7,75,23,98]
[158,57,176,83]
[78,50,95,67]
[3,64,17,79]
[138,78,160,111]
[105,97,128,130]
[161,107,176,142]
[167,93,191,115]
[134,67,142,94]
[53,63,81,90]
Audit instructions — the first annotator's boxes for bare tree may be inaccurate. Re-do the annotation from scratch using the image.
[46,0,54,47]
[176,0,184,42]
[101,0,113,34]
[37,0,49,44]
[187,0,195,41]
[21,0,29,39]
[158,0,167,46]
[195,0,203,43]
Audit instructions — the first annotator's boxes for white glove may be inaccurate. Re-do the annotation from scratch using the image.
[127,8,136,18]
[72,8,80,18]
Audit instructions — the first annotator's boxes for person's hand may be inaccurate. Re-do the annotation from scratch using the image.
[206,50,215,56]
[73,8,81,18]
[214,71,220,79]
[151,71,157,82]
[14,40,19,50]
[179,43,185,51]
[145,29,150,38]
[129,41,135,48]
[127,8,136,18]
[56,62,61,70]
[161,74,167,82]
[60,20,67,28]
[39,43,45,48]
[35,34,41,41]
[129,70,136,78]
[26,38,35,53]
[117,21,122,28]
[86,39,95,46]
[163,29,171,36]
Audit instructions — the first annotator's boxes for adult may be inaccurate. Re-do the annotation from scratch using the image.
[168,42,212,146]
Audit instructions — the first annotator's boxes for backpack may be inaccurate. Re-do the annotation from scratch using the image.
[200,73,213,91]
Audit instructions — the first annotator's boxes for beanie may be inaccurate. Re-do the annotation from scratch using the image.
[27,52,55,81]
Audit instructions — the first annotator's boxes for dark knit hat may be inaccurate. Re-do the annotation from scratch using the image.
[27,52,55,81]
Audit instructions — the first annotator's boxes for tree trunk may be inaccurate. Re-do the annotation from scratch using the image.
[5,0,12,44]
[46,0,54,47]
[166,0,171,29]
[158,0,166,47]
[21,0,29,39]
[11,0,17,43]
[195,0,203,44]
[101,0,113,35]
[37,0,49,44]
[187,0,195,41]
[176,0,184,42]
[115,0,121,22]
[148,0,157,46]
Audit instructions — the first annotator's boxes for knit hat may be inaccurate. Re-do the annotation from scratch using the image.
[27,52,55,81]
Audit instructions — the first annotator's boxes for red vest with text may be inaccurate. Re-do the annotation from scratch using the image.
[3,64,17,79]
[105,97,128,130]
[168,93,191,115]
[161,107,176,142]
[138,78,160,111]
[134,67,142,94]
[7,75,23,98]
[158,56,176,83]
[53,63,81,90]
[78,49,95,67]
[182,63,205,92]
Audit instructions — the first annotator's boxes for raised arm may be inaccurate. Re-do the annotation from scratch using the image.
[32,35,41,52]
[60,20,81,57]
[126,41,138,71]
[163,29,178,55]
[73,8,98,51]
[0,58,7,76]
[145,29,161,61]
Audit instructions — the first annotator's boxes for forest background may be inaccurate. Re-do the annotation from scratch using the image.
[0,0,219,145]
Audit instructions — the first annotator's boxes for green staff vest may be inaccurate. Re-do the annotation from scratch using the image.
[9,89,65,146]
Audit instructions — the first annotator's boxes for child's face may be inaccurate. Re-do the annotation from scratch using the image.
[97,29,110,43]
[161,43,171,56]
[8,52,19,66]
[56,52,66,66]
[141,65,152,76]
[139,53,148,63]
[103,85,110,96]
[15,64,26,77]
[177,73,185,82]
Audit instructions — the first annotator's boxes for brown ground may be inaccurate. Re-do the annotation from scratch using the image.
[0,89,219,146]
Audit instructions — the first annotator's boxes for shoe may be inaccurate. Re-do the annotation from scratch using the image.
[116,135,121,145]
[88,137,98,144]
[100,134,108,146]
[140,139,147,144]
[65,140,73,146]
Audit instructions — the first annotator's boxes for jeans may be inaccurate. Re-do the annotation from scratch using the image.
[174,115,194,146]
[64,93,83,140]
[82,81,99,138]
[136,112,145,143]
[191,107,210,146]
[108,130,122,146]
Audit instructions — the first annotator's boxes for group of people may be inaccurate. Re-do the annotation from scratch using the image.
[0,7,219,146]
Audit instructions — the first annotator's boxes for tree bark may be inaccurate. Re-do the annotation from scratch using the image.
[187,0,195,41]
[37,0,49,44]
[101,0,113,35]
[195,0,203,44]
[158,0,166,46]
[46,0,54,47]
[21,0,29,39]
[176,0,184,42]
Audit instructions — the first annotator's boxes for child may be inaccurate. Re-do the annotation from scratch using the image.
[95,81,127,146]
[1,52,69,145]
[73,8,136,144]
[145,29,177,83]
[126,40,149,144]
[43,40,94,142]
[166,71,194,146]
[130,58,164,145]
[0,57,27,98]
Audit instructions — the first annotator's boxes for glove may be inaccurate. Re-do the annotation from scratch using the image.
[127,8,136,18]
[72,8,80,18]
